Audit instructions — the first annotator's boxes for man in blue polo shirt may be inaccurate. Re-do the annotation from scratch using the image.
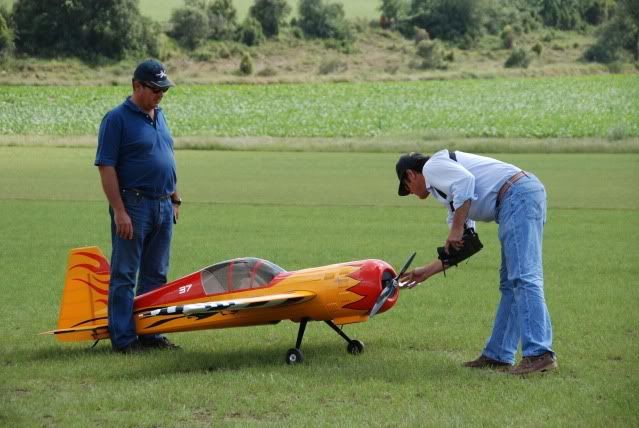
[396,150,556,375]
[95,59,181,353]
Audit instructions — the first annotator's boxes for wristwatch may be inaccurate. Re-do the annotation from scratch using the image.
[171,197,182,206]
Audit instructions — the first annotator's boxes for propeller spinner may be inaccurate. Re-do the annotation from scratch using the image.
[369,252,416,317]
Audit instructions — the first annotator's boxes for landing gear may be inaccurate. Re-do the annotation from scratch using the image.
[284,318,364,364]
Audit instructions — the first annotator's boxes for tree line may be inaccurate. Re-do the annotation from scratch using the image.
[0,0,636,65]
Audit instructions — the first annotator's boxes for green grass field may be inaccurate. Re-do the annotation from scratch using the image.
[1,75,637,139]
[1,147,638,426]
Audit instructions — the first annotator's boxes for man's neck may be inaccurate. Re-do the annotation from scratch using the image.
[130,94,155,118]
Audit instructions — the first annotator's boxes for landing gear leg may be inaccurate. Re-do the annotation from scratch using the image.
[285,318,308,365]
[324,320,365,355]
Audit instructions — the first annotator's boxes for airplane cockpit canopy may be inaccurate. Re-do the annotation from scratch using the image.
[200,258,286,295]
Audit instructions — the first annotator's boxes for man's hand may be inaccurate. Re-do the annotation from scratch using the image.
[399,266,429,289]
[113,209,133,240]
[445,226,464,253]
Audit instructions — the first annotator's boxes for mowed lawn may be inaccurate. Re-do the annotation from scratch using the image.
[0,147,637,426]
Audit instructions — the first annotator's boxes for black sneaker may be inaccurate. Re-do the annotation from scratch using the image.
[140,335,181,350]
[115,339,147,354]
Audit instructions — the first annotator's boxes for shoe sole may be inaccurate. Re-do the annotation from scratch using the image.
[509,360,558,375]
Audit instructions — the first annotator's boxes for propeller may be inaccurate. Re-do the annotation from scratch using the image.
[369,252,416,317]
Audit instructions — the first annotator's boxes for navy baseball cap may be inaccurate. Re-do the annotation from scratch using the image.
[133,59,174,89]
[396,152,429,196]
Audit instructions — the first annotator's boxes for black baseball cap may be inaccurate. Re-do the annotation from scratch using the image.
[133,59,174,89]
[396,152,429,196]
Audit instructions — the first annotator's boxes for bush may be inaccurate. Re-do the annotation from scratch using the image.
[379,0,408,23]
[239,52,254,74]
[239,16,265,46]
[532,42,543,55]
[416,39,446,69]
[539,0,582,30]
[504,47,531,68]
[250,0,291,37]
[405,0,484,45]
[584,0,639,63]
[501,25,515,49]
[414,27,430,44]
[0,13,13,55]
[12,0,157,61]
[207,0,239,40]
[298,0,353,41]
[318,57,347,74]
[170,6,209,49]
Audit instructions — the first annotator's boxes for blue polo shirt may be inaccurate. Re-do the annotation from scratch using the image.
[95,97,176,198]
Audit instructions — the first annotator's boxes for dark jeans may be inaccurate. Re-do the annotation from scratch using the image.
[108,191,173,349]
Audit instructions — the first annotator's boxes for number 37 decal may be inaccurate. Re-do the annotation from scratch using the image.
[178,284,192,294]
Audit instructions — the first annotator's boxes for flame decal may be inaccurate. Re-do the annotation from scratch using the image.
[343,268,378,311]
[70,251,110,275]
[75,279,109,295]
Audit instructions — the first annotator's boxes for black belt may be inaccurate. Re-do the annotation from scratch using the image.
[122,188,172,200]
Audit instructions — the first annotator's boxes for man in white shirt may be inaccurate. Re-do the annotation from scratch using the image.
[396,150,556,375]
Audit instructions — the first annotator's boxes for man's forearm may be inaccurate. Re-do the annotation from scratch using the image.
[97,166,125,212]
[451,200,471,233]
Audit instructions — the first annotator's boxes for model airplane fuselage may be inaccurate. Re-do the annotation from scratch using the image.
[45,247,409,363]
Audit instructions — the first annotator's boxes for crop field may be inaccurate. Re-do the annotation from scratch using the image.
[0,75,637,139]
[1,147,638,426]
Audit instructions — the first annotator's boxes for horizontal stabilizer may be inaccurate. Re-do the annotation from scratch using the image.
[139,291,315,319]
[41,324,109,341]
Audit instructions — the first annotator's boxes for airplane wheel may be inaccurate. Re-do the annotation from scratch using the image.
[347,340,364,355]
[286,348,304,365]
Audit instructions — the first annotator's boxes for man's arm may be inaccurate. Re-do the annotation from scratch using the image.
[446,199,471,252]
[98,166,133,240]
[400,259,445,288]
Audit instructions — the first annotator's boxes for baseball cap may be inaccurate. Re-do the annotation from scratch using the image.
[396,152,429,196]
[133,59,174,89]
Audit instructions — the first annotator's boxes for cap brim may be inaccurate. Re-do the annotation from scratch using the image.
[147,78,174,89]
[398,181,409,196]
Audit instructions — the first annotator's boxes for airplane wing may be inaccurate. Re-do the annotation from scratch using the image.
[139,291,316,319]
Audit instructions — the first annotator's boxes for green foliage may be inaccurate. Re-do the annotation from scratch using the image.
[318,57,347,74]
[239,51,254,74]
[539,0,583,30]
[239,16,265,46]
[378,0,408,21]
[585,0,639,63]
[0,12,13,55]
[501,25,515,49]
[169,6,209,49]
[3,76,635,138]
[415,39,446,69]
[11,0,156,62]
[404,0,484,45]
[532,41,543,55]
[504,47,531,67]
[414,27,430,43]
[250,0,291,37]
[207,0,239,40]
[297,0,353,41]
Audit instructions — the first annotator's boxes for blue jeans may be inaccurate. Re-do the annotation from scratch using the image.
[108,191,173,349]
[482,174,554,364]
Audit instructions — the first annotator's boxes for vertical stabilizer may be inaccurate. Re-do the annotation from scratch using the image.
[53,247,110,342]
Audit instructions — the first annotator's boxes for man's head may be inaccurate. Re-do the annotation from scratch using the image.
[131,59,174,111]
[396,152,430,198]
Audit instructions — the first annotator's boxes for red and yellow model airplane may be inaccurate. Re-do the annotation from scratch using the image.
[43,247,415,364]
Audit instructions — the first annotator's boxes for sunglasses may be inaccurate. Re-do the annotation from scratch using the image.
[139,81,169,94]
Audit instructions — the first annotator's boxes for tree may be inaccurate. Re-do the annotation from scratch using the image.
[250,0,291,37]
[12,0,156,61]
[207,0,238,40]
[379,0,408,21]
[169,6,209,49]
[406,0,485,44]
[298,0,352,41]
[585,0,639,62]
[0,12,13,55]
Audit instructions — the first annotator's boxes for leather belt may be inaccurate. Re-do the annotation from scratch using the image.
[497,171,528,204]
[123,188,172,200]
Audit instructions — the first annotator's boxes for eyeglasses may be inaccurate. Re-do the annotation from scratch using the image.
[139,81,169,94]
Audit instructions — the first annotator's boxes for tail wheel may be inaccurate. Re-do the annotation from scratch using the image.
[286,348,304,365]
[347,340,364,355]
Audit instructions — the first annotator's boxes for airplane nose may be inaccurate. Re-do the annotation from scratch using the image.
[344,261,398,314]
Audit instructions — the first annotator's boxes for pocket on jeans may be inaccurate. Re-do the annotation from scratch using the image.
[525,192,545,221]
[121,190,142,206]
